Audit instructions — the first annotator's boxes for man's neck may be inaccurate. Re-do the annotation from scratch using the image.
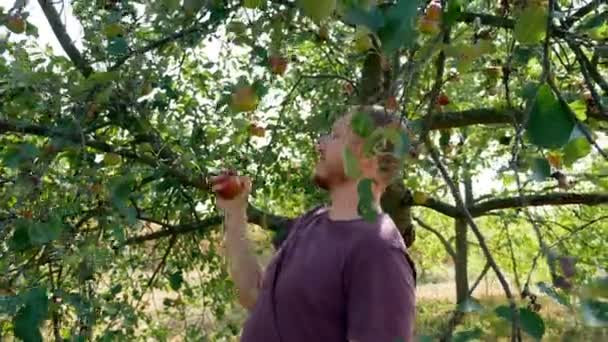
[327,181,382,221]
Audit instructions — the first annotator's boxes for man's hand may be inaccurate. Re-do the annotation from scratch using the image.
[211,172,251,214]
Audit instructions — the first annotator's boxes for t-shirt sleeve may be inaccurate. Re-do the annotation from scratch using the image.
[345,241,416,342]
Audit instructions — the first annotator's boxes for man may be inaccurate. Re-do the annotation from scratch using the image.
[212,105,417,342]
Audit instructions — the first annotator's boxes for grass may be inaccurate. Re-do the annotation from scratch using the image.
[416,295,608,341]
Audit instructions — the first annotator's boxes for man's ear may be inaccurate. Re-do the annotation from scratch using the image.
[358,153,378,174]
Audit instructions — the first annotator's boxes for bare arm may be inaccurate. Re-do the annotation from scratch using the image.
[212,175,262,310]
[223,208,263,310]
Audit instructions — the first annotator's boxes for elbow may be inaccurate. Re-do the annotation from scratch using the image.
[236,286,259,311]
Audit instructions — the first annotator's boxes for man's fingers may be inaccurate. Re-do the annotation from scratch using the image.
[212,183,226,192]
[239,176,252,193]
[210,174,228,184]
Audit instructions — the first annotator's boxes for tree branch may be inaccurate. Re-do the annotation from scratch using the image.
[471,193,608,216]
[124,205,291,245]
[412,216,456,259]
[37,0,93,77]
[427,142,521,341]
[563,1,602,29]
[567,39,608,95]
[109,6,232,71]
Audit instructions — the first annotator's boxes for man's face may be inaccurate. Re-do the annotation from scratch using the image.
[313,115,353,190]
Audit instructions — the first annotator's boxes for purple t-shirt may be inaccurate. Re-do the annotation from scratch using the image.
[241,205,416,342]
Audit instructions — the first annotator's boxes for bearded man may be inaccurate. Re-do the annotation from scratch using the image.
[212,105,417,342]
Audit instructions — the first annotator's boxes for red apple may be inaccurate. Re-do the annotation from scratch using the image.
[248,123,266,137]
[437,94,450,106]
[425,1,442,21]
[211,170,243,200]
[418,17,440,35]
[343,82,354,95]
[269,55,288,75]
[385,96,398,111]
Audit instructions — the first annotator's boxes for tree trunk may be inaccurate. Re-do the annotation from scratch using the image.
[454,217,469,303]
[381,182,415,247]
[359,50,416,248]
[455,172,474,303]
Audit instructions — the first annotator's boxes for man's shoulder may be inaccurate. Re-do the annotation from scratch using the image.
[351,213,406,251]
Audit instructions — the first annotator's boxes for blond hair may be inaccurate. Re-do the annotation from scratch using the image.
[346,105,410,185]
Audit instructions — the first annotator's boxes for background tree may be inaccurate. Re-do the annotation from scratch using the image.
[0,0,607,340]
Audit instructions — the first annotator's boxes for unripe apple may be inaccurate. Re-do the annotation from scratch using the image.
[353,29,374,53]
[243,0,265,9]
[230,86,259,112]
[418,17,440,35]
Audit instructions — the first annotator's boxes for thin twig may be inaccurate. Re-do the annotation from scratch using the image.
[412,216,456,258]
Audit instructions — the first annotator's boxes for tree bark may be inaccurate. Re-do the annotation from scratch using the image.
[454,218,469,303]
[381,182,415,247]
[455,172,473,303]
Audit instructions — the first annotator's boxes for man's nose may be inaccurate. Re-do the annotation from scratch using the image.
[315,142,323,154]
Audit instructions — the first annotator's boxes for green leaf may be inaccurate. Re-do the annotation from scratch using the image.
[13,287,48,342]
[0,295,20,315]
[110,176,134,204]
[526,84,575,149]
[520,308,546,340]
[357,178,377,222]
[537,281,570,307]
[28,220,63,245]
[107,36,129,57]
[169,270,184,291]
[183,0,206,16]
[377,0,420,53]
[343,6,385,31]
[417,336,434,342]
[25,21,38,37]
[103,23,124,38]
[350,111,374,138]
[457,297,483,313]
[1,143,39,168]
[297,0,336,23]
[443,0,462,27]
[363,128,385,156]
[563,137,591,167]
[582,276,608,298]
[576,11,607,32]
[514,4,547,44]
[342,147,362,179]
[581,299,608,328]
[495,306,545,340]
[531,157,551,181]
[452,327,483,342]
[568,99,587,121]
[10,219,32,251]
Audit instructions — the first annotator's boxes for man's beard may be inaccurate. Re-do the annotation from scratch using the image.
[313,164,348,191]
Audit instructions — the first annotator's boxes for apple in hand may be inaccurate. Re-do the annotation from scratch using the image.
[211,170,244,200]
